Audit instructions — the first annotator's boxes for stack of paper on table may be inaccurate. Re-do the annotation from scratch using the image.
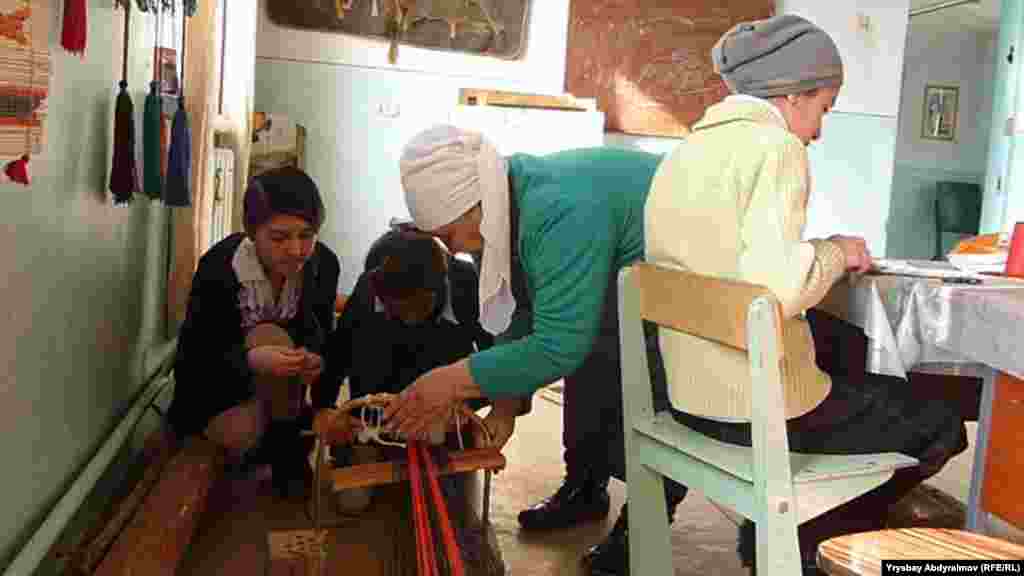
[872,259,980,279]
[947,252,1007,274]
[946,233,1009,274]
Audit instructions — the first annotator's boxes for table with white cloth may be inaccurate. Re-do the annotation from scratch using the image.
[815,273,1024,533]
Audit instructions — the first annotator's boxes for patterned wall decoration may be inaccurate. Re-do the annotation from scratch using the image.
[265,0,527,64]
[0,0,50,168]
[565,0,774,137]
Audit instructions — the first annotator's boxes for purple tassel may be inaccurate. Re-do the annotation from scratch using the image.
[164,97,191,207]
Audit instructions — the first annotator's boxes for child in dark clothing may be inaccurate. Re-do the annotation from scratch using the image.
[318,228,528,445]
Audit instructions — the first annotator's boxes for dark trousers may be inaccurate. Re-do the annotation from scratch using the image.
[674,312,969,562]
[561,276,687,504]
[560,278,968,539]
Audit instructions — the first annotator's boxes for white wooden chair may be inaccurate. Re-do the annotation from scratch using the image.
[617,263,920,574]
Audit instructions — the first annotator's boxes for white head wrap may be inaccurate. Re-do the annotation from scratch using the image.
[399,125,515,335]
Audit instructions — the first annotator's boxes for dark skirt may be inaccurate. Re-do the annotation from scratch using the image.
[561,276,967,519]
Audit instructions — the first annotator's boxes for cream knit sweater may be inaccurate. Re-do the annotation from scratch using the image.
[645,97,847,421]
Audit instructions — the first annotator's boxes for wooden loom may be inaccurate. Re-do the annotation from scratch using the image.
[268,393,506,575]
[315,393,505,490]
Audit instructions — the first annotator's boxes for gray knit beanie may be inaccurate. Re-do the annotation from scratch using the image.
[711,14,843,98]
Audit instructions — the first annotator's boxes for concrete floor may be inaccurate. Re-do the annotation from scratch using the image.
[182,388,1013,575]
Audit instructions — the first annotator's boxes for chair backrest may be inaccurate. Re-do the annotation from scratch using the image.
[626,262,782,358]
[618,262,796,495]
[935,181,982,258]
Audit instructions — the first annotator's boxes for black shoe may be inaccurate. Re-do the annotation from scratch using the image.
[518,474,610,531]
[582,506,628,576]
[582,484,686,576]
[737,519,825,576]
[738,519,756,573]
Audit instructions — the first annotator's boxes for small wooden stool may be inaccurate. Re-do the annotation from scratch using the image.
[817,528,1024,576]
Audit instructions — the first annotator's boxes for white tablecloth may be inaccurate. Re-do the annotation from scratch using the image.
[817,275,1024,380]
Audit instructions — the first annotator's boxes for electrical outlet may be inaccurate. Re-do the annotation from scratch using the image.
[377,102,400,118]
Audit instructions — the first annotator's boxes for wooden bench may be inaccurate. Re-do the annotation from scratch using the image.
[817,528,1024,576]
[63,427,225,575]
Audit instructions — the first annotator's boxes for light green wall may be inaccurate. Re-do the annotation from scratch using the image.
[0,1,171,570]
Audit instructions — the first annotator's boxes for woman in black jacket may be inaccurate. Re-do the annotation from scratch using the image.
[167,166,340,497]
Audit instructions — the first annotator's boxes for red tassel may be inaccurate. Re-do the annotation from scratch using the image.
[60,0,88,57]
[5,155,31,186]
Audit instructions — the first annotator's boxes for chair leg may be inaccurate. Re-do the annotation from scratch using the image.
[755,512,801,575]
[626,433,672,575]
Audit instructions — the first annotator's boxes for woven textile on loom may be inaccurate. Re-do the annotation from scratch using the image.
[0,0,50,162]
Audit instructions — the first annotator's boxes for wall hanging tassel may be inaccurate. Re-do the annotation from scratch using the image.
[4,155,30,186]
[110,2,139,204]
[165,0,191,207]
[142,0,163,200]
[157,0,174,199]
[60,0,88,57]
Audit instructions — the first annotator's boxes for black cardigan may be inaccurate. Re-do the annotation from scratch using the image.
[168,233,340,438]
[317,257,530,415]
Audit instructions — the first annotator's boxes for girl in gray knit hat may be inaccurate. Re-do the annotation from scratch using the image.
[711,12,845,145]
[643,13,968,576]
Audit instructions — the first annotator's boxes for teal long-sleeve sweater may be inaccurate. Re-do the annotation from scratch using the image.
[467,147,663,398]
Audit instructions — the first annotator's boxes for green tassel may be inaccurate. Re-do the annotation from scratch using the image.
[143,82,162,199]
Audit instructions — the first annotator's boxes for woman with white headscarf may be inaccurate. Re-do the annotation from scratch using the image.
[383,124,687,575]
[646,14,967,575]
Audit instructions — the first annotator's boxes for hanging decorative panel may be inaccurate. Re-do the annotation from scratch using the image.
[0,0,49,162]
[565,0,774,137]
[265,0,528,63]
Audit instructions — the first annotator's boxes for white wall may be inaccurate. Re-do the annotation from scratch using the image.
[776,0,911,256]
[887,21,997,258]
[778,0,911,117]
[255,0,913,287]
[896,25,996,172]
[255,0,573,291]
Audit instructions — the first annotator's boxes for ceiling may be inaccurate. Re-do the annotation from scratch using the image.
[909,0,1001,30]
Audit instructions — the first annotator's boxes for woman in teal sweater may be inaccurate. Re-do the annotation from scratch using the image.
[384,125,684,575]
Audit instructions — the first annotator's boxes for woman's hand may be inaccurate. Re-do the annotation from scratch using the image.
[384,360,481,439]
[247,345,308,377]
[384,368,460,440]
[829,234,873,273]
[296,348,323,387]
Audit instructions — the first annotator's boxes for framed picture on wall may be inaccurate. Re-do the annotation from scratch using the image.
[922,84,959,141]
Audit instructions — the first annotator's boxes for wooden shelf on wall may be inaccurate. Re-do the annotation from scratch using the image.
[459,88,595,111]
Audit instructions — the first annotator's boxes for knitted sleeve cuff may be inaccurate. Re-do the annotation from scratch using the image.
[798,239,847,312]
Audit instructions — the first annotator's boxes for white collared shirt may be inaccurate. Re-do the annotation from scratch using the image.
[232,237,303,329]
